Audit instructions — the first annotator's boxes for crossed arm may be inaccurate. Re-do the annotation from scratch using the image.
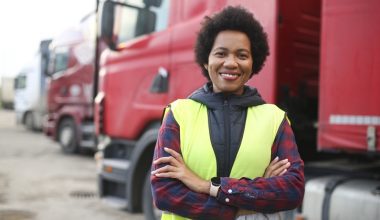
[151,110,304,219]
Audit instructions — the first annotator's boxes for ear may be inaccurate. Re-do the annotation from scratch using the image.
[203,63,208,70]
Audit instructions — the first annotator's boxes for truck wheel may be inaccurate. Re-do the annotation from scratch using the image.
[25,112,35,130]
[58,118,78,154]
[143,172,162,220]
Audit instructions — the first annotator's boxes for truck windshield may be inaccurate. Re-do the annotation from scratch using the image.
[115,0,170,45]
[15,75,27,90]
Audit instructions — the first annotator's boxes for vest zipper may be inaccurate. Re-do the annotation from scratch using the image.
[223,99,231,177]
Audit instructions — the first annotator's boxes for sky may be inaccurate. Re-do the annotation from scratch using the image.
[0,0,95,83]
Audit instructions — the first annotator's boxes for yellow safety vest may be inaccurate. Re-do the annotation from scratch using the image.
[161,99,285,220]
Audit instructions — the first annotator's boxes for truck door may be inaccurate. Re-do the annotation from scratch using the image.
[318,0,380,153]
[101,0,171,138]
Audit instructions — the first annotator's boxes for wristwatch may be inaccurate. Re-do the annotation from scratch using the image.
[209,177,221,197]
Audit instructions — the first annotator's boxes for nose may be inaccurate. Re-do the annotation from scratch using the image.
[223,55,238,68]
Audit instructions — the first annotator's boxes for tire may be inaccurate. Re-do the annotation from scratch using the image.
[25,112,35,130]
[58,118,78,154]
[143,172,162,220]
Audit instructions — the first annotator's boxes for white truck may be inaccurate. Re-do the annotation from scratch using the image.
[14,40,51,130]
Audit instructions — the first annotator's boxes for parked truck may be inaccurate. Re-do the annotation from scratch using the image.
[14,39,51,130]
[95,0,380,219]
[0,76,15,109]
[43,13,97,153]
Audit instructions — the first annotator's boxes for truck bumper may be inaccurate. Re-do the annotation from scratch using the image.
[42,114,56,138]
[96,136,137,210]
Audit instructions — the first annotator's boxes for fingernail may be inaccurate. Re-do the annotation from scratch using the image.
[164,147,169,151]
[284,159,288,162]
[275,156,279,160]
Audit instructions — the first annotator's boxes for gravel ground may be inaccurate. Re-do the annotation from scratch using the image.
[0,109,144,220]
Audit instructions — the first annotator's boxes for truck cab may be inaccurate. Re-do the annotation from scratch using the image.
[95,0,280,218]
[43,14,97,153]
[14,40,51,131]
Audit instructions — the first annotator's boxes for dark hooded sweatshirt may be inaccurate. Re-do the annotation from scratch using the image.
[188,82,265,177]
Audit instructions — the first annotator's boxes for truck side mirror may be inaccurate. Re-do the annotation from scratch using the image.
[100,0,116,50]
[40,40,52,76]
[46,58,54,77]
[40,40,52,58]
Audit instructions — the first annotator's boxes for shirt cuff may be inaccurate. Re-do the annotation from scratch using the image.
[217,177,259,206]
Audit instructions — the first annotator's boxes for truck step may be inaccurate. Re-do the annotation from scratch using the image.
[81,123,95,134]
[103,159,130,170]
[101,196,128,209]
[80,140,96,148]
[100,159,130,183]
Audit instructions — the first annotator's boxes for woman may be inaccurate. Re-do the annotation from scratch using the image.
[151,6,304,220]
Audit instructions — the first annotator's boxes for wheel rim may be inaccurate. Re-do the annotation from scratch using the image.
[60,126,73,147]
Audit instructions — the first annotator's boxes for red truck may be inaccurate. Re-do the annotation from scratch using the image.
[43,14,97,153]
[95,0,380,219]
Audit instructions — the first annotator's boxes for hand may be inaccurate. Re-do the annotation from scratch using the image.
[152,147,210,194]
[264,157,290,178]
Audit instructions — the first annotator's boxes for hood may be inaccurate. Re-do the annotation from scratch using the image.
[188,82,266,109]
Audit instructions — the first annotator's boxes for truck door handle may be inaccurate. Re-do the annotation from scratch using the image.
[150,67,169,93]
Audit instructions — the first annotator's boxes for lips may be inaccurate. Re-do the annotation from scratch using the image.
[220,72,241,80]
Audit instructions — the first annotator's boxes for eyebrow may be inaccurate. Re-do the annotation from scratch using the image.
[212,47,251,53]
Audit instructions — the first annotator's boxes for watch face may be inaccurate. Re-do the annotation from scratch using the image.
[211,177,221,186]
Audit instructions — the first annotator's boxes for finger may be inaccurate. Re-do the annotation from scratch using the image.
[152,165,176,174]
[271,162,290,176]
[164,147,184,163]
[270,158,289,171]
[265,159,289,177]
[265,158,286,176]
[264,158,279,178]
[153,156,180,167]
[269,156,279,166]
[278,168,287,176]
[153,156,172,164]
[154,172,177,178]
[283,161,291,169]
[264,170,271,178]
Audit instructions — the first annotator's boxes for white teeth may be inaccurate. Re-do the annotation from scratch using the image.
[221,73,239,77]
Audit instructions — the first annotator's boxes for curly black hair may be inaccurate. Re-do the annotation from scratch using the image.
[194,6,270,80]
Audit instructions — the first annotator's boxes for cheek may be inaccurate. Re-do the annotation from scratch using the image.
[208,58,223,71]
[244,61,253,74]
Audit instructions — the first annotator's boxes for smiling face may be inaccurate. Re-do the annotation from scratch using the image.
[204,30,253,95]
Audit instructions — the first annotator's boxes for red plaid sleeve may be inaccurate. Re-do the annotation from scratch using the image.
[217,119,305,212]
[151,109,238,220]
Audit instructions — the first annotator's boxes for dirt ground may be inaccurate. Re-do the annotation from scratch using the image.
[0,109,144,220]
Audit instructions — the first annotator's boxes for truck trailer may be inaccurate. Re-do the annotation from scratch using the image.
[94,0,380,219]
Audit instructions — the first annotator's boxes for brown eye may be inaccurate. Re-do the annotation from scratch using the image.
[214,51,225,57]
[238,54,249,60]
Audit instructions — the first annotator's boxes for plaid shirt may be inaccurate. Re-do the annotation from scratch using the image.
[151,109,304,220]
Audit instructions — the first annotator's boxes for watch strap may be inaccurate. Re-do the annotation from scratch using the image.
[209,182,220,197]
